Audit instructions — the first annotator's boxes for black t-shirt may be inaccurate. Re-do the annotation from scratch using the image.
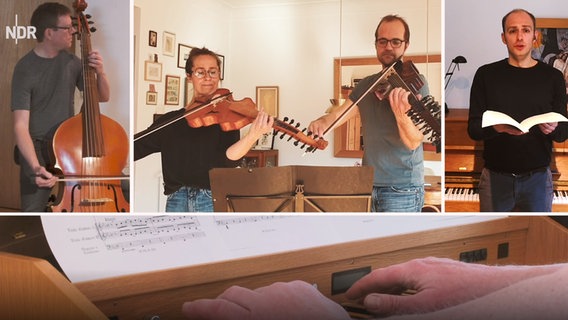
[135,109,240,194]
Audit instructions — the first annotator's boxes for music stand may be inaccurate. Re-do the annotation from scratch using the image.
[209,165,373,212]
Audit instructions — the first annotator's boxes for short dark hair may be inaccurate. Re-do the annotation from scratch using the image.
[501,8,536,33]
[375,14,410,43]
[31,2,72,42]
[185,47,222,75]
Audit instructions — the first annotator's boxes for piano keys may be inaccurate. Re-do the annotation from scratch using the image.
[445,187,479,202]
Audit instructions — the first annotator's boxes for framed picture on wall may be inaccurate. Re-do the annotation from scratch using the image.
[217,53,225,80]
[533,18,568,94]
[144,61,162,82]
[255,86,279,118]
[146,91,157,105]
[163,31,176,57]
[184,77,194,106]
[149,30,157,47]
[177,43,195,69]
[165,75,180,105]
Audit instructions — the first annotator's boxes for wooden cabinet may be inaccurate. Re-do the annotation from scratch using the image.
[242,149,278,168]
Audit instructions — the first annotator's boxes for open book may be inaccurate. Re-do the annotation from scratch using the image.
[482,110,568,133]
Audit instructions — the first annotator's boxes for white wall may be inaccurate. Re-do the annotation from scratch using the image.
[133,0,441,212]
[445,0,567,110]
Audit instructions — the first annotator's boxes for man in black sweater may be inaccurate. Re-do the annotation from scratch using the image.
[468,8,568,212]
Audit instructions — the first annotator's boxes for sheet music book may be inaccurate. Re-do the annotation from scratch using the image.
[482,110,568,133]
[41,215,502,283]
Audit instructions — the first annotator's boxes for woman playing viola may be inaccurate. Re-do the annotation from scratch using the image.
[135,47,273,212]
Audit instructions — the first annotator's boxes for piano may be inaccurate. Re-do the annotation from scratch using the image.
[445,108,568,212]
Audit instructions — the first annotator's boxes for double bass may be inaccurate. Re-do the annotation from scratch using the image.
[49,0,129,212]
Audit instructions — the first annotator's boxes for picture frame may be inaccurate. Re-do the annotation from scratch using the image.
[163,31,176,57]
[144,61,162,82]
[146,91,157,105]
[254,132,274,150]
[165,75,180,105]
[352,78,362,87]
[255,86,279,117]
[184,77,194,106]
[177,43,195,69]
[533,18,568,94]
[148,30,157,47]
[217,53,225,80]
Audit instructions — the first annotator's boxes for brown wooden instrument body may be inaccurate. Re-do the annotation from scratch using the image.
[185,89,255,131]
[180,88,328,152]
[50,114,129,212]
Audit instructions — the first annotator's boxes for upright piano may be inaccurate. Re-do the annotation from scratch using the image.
[445,108,568,212]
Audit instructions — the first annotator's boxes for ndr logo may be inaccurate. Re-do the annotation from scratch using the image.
[5,15,36,44]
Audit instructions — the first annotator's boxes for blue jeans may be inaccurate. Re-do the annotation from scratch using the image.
[372,185,424,212]
[166,186,214,212]
[479,167,553,212]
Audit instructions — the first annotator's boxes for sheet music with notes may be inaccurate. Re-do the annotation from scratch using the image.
[41,215,501,283]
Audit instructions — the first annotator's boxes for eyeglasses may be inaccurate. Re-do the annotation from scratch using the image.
[192,68,220,79]
[375,38,406,48]
[51,25,75,32]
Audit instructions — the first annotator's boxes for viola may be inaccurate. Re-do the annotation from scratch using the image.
[49,0,129,212]
[135,88,328,152]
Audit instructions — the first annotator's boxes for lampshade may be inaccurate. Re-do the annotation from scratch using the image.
[452,56,467,64]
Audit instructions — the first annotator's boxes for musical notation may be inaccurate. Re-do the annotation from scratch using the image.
[94,216,205,250]
[214,216,283,229]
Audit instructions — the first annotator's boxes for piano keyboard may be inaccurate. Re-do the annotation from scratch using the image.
[445,187,479,202]
[445,187,568,204]
[554,190,568,204]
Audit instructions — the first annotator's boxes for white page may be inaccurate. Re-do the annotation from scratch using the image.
[518,112,568,130]
[41,215,502,283]
[482,110,520,128]
[482,110,568,132]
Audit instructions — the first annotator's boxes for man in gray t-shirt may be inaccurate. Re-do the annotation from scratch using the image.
[11,2,109,212]
[309,15,429,212]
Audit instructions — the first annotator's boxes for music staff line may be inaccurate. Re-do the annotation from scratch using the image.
[91,215,286,250]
